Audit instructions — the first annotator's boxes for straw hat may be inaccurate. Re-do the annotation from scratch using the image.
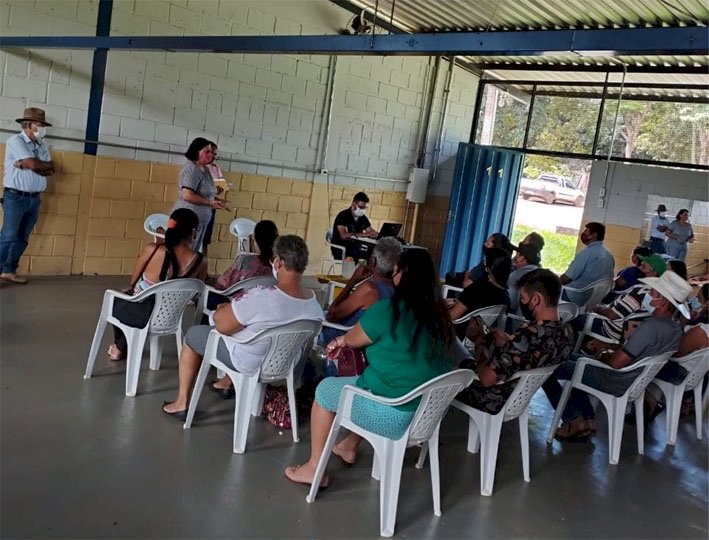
[639,270,692,318]
[15,107,52,126]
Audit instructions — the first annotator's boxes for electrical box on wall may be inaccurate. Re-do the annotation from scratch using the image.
[407,167,428,204]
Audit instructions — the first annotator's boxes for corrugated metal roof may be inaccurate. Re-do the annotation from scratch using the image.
[344,0,709,81]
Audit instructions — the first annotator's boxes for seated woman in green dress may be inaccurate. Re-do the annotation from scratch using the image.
[285,249,454,488]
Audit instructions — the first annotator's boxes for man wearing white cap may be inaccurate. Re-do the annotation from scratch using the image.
[1,107,55,284]
[544,270,691,441]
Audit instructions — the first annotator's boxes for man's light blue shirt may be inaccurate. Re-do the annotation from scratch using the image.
[3,131,51,193]
[564,240,615,290]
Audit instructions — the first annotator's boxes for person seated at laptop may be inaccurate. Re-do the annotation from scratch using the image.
[330,192,378,261]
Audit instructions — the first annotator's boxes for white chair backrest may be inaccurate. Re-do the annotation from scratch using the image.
[671,347,709,390]
[406,369,476,445]
[585,279,613,308]
[502,364,558,420]
[557,302,579,323]
[626,352,673,401]
[454,304,506,327]
[133,278,204,333]
[144,213,168,240]
[230,218,257,255]
[220,275,276,298]
[252,319,323,381]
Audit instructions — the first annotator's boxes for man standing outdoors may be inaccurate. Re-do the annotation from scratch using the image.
[330,191,379,261]
[1,108,55,284]
[648,204,669,255]
[560,222,615,303]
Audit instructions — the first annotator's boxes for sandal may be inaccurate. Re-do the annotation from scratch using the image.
[107,344,125,361]
[554,419,595,442]
[284,464,330,489]
[161,401,188,422]
[209,380,235,400]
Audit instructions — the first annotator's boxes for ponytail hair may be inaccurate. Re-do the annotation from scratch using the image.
[254,220,279,265]
[160,208,199,280]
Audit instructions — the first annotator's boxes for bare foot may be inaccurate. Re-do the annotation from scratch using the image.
[107,344,124,361]
[285,463,329,487]
[332,442,356,465]
[211,376,232,390]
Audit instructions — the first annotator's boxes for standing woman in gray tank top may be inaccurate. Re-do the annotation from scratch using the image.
[172,137,228,252]
[665,208,695,262]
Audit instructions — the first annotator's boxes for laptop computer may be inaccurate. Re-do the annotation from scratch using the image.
[378,222,402,240]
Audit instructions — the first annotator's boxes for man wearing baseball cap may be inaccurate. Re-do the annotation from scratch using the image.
[649,203,669,255]
[545,270,690,441]
[1,107,55,284]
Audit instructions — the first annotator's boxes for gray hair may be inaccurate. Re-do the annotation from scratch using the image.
[372,237,402,277]
[20,120,32,129]
[273,235,309,273]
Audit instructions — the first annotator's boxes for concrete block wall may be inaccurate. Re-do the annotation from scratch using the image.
[582,161,709,274]
[1,1,477,193]
[0,145,412,276]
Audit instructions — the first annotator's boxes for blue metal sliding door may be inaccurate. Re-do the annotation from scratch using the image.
[439,144,524,276]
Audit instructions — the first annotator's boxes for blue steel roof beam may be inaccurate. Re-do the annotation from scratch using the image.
[1,27,704,56]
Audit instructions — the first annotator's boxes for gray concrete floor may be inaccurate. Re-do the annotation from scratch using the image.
[1,276,707,539]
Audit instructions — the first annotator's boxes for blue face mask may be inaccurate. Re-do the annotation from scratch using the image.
[642,293,656,314]
[690,296,701,311]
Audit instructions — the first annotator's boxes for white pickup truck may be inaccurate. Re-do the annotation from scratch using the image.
[519,174,585,206]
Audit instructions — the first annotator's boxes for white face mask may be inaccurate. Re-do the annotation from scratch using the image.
[642,293,656,314]
[33,126,47,140]
[353,207,366,218]
[271,259,279,280]
[658,212,666,218]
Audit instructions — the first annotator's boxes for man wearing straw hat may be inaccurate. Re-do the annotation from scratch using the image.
[1,107,55,284]
[544,270,691,441]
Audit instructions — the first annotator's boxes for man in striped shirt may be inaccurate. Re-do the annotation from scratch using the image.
[579,254,666,351]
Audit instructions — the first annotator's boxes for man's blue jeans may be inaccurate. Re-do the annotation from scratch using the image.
[0,190,41,273]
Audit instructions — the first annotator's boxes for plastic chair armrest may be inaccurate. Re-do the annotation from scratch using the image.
[321,321,353,332]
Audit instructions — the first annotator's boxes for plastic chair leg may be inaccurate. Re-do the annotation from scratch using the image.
[547,381,573,443]
[286,372,299,444]
[250,383,265,417]
[84,316,108,379]
[306,415,342,504]
[379,440,406,537]
[467,416,481,454]
[183,355,212,429]
[427,426,442,516]
[175,326,183,358]
[124,328,148,397]
[633,396,645,453]
[479,414,503,496]
[664,385,684,446]
[519,411,530,482]
[233,376,254,454]
[149,334,163,371]
[372,451,380,481]
[607,398,627,465]
[415,443,428,469]
[694,384,703,440]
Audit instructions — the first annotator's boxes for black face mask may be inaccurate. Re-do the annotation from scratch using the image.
[520,299,535,320]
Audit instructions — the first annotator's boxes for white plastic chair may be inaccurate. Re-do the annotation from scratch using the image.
[229,218,256,256]
[453,304,506,327]
[143,213,168,242]
[184,320,322,453]
[557,301,579,323]
[325,229,345,275]
[193,275,276,325]
[84,279,205,397]
[562,278,613,313]
[418,364,558,496]
[305,369,475,538]
[546,352,672,464]
[652,347,709,445]
[573,311,650,354]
